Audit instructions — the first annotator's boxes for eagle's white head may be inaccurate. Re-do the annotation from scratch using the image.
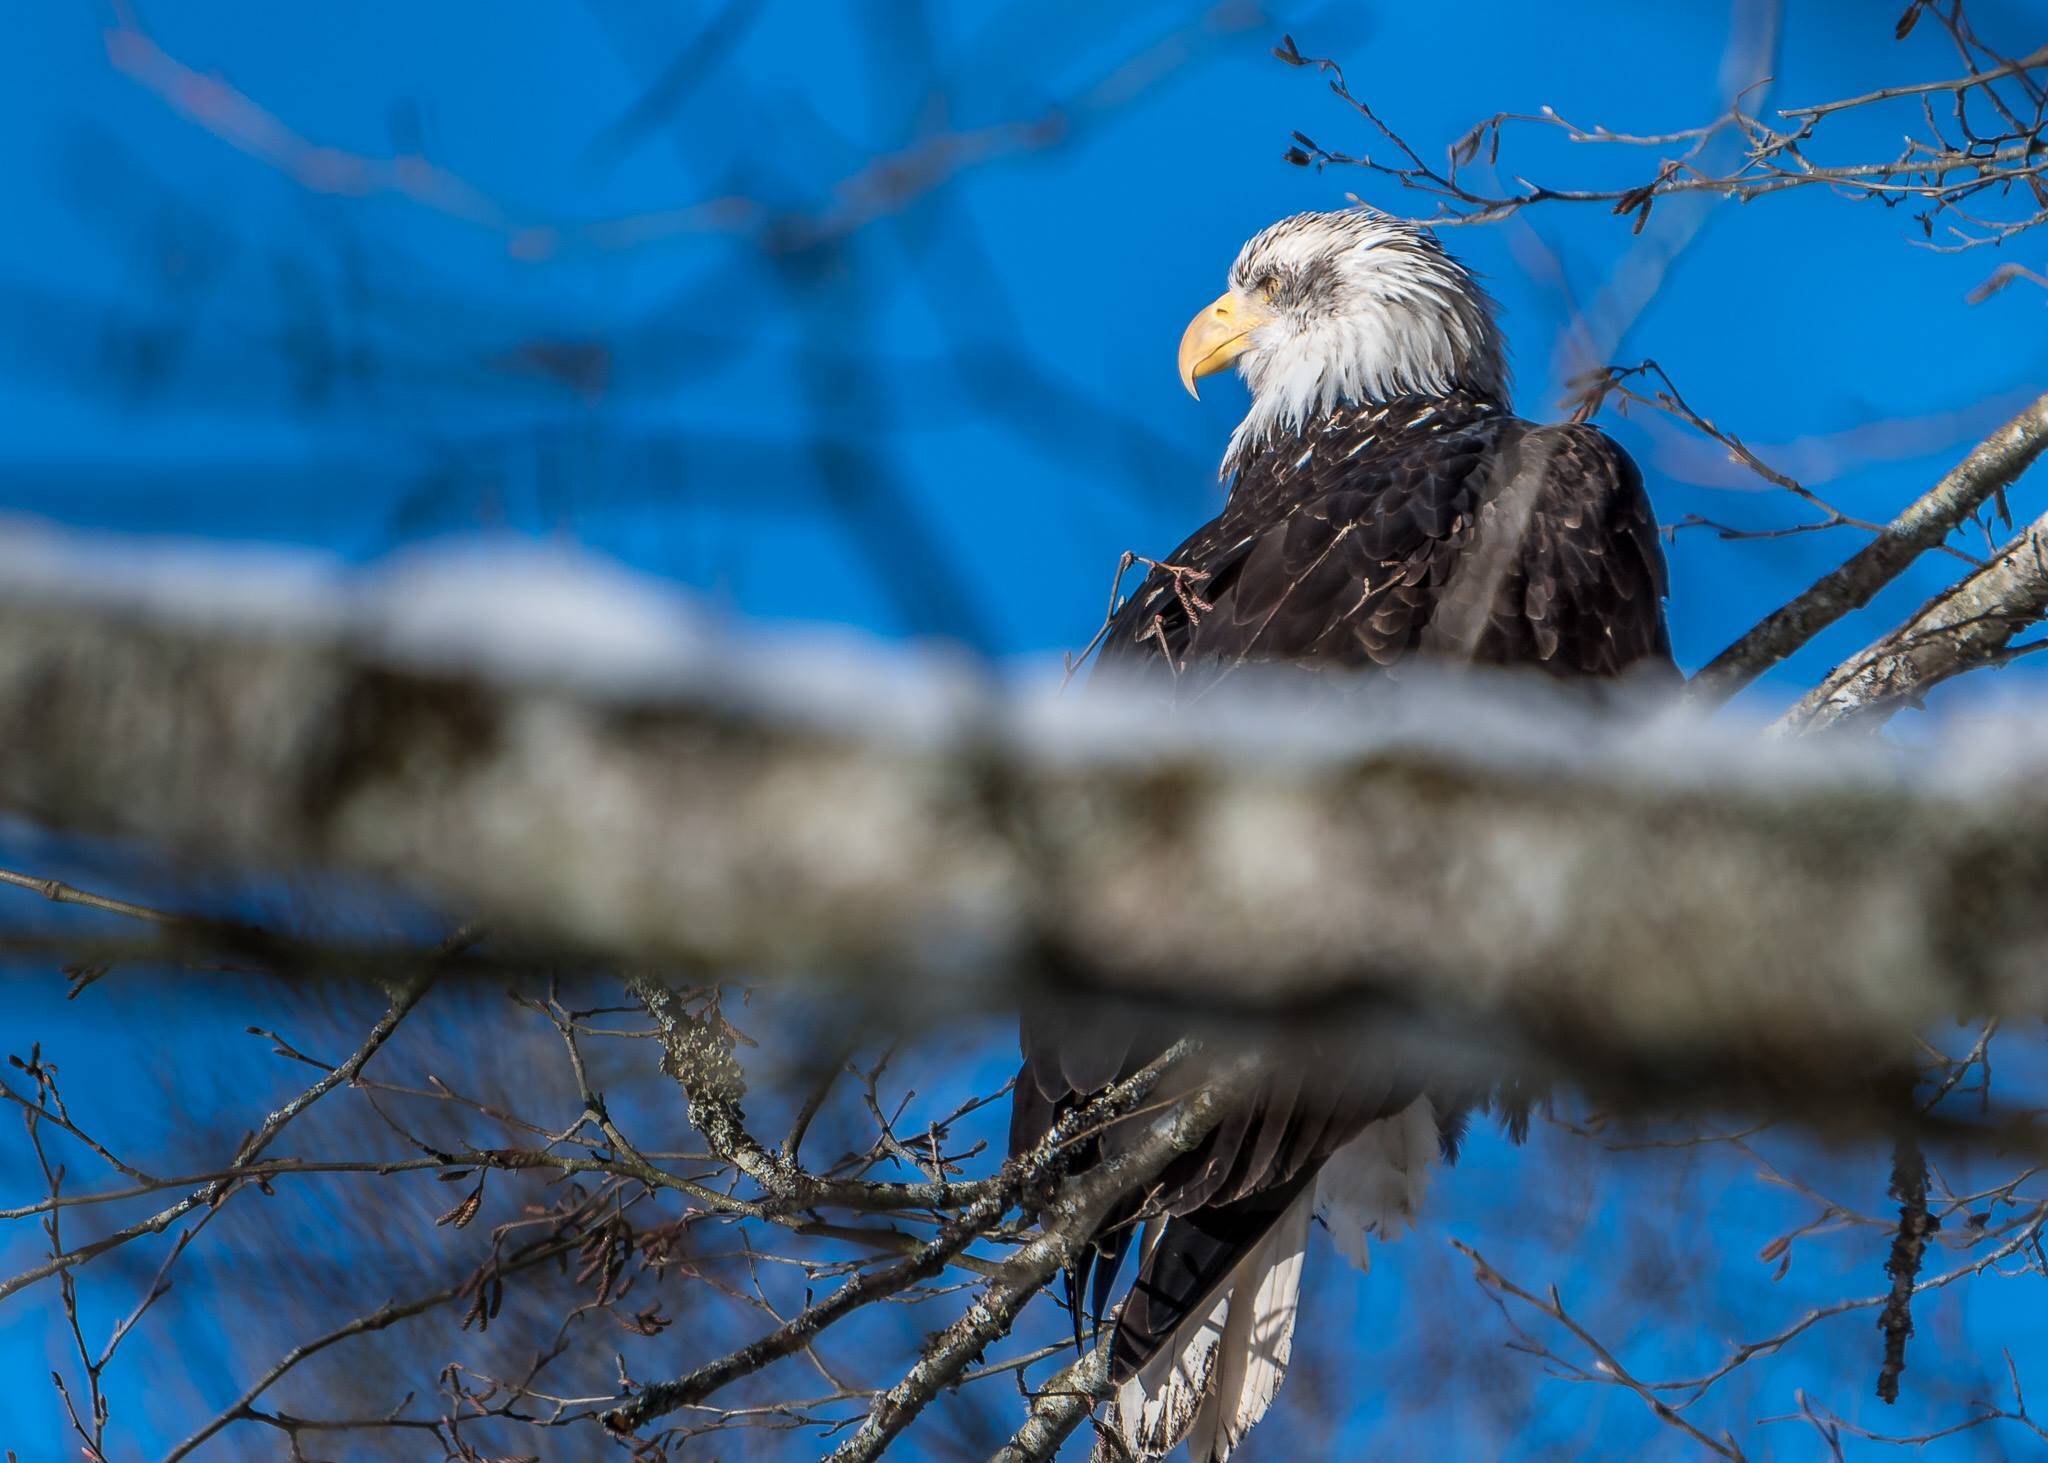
[1178,209,1509,475]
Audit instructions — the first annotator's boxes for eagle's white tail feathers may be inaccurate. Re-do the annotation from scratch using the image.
[1100,1099,1439,1461]
[1317,1096,1438,1272]
[1108,1183,1317,1463]
[1110,1271,1227,1460]
[1203,1182,1314,1461]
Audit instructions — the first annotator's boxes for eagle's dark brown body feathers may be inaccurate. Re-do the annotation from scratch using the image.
[1098,392,1672,683]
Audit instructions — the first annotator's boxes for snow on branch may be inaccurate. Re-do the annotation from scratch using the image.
[4,523,2048,1098]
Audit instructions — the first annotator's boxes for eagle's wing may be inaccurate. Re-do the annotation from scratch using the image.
[1441,421,1674,675]
[1021,410,1672,1460]
[1094,416,1673,683]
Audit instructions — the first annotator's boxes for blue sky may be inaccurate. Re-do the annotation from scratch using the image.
[3,1,2046,1458]
[3,0,2042,685]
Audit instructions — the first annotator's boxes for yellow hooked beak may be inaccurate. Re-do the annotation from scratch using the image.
[1177,290,1270,399]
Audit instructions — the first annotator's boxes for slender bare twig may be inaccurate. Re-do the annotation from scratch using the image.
[607,1040,1204,1436]
[0,929,475,1305]
[161,1199,615,1462]
[1767,1354,2048,1448]
[1275,10,2048,251]
[822,1051,1259,1463]
[0,865,192,926]
[1453,1239,1748,1459]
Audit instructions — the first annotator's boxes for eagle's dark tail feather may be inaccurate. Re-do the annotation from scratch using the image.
[1104,1176,1319,1463]
[1111,1178,1311,1380]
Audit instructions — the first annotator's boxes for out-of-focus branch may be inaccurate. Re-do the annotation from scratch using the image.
[1694,390,2048,706]
[162,1217,599,1463]
[102,3,1258,261]
[7,533,2048,1113]
[1777,507,2048,732]
[0,939,466,1304]
[102,5,1051,262]
[1970,263,2048,303]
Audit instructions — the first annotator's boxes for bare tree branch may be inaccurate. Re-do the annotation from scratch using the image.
[605,1040,1203,1435]
[1778,506,2048,731]
[1695,390,2048,705]
[988,1345,1112,1463]
[823,1052,1260,1463]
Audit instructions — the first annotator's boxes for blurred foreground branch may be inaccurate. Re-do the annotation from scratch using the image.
[3,534,2048,1113]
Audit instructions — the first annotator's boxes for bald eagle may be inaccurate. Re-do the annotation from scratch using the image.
[1008,209,1674,1461]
